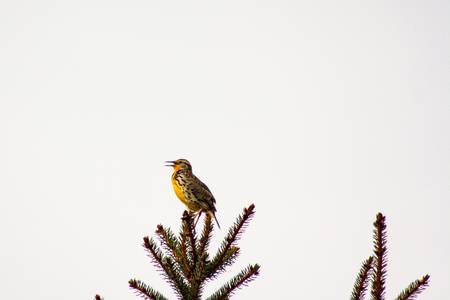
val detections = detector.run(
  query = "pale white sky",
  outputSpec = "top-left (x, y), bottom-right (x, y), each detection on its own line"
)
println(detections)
top-left (1, 1), bottom-right (449, 299)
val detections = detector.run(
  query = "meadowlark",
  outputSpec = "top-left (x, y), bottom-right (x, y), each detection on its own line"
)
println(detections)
top-left (166, 159), bottom-right (220, 229)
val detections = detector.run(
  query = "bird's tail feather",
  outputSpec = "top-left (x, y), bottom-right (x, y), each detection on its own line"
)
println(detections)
top-left (208, 211), bottom-right (221, 229)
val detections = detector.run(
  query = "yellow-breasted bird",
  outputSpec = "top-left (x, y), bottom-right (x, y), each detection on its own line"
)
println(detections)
top-left (166, 159), bottom-right (220, 229)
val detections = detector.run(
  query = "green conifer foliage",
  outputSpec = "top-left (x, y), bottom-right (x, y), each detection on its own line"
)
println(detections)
top-left (350, 213), bottom-right (429, 300)
top-left (128, 204), bottom-right (260, 300)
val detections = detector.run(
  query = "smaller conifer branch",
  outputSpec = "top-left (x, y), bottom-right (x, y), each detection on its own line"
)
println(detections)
top-left (143, 237), bottom-right (165, 273)
top-left (198, 214), bottom-right (213, 256)
top-left (182, 211), bottom-right (199, 273)
top-left (350, 256), bottom-right (373, 300)
top-left (179, 220), bottom-right (192, 277)
top-left (162, 256), bottom-right (191, 299)
top-left (371, 213), bottom-right (388, 300)
top-left (206, 264), bottom-right (260, 300)
top-left (394, 275), bottom-right (430, 300)
top-left (142, 237), bottom-right (190, 299)
top-left (129, 279), bottom-right (169, 300)
top-left (156, 225), bottom-right (189, 278)
top-left (156, 225), bottom-right (181, 259)
top-left (192, 253), bottom-right (208, 300)
top-left (208, 204), bottom-right (255, 278)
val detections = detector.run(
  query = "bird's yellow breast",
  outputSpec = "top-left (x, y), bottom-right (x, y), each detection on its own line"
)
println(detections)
top-left (171, 174), bottom-right (188, 206)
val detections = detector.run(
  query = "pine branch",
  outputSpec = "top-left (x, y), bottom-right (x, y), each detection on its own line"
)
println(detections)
top-left (371, 213), bottom-right (388, 300)
top-left (179, 216), bottom-right (192, 278)
top-left (191, 216), bottom-right (213, 300)
top-left (129, 279), bottom-right (170, 300)
top-left (156, 225), bottom-right (189, 278)
top-left (192, 252), bottom-right (208, 300)
top-left (183, 211), bottom-right (199, 275)
top-left (156, 225), bottom-right (181, 260)
top-left (350, 256), bottom-right (373, 300)
top-left (198, 214), bottom-right (213, 256)
top-left (142, 237), bottom-right (166, 277)
top-left (143, 236), bottom-right (190, 299)
top-left (394, 275), bottom-right (430, 300)
top-left (163, 256), bottom-right (191, 299)
top-left (207, 205), bottom-right (255, 279)
top-left (178, 210), bottom-right (200, 283)
top-left (206, 264), bottom-right (260, 300)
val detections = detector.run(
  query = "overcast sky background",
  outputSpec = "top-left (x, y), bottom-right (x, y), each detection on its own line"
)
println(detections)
top-left (1, 1), bottom-right (449, 299)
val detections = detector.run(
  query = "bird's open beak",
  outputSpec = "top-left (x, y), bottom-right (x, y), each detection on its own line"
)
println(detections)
top-left (165, 161), bottom-right (175, 167)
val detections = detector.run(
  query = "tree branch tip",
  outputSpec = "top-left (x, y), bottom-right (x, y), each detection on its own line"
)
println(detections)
top-left (375, 213), bottom-right (386, 224)
top-left (246, 204), bottom-right (255, 212)
top-left (421, 274), bottom-right (430, 283)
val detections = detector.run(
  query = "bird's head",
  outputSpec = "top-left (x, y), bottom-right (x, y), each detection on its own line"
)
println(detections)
top-left (165, 159), bottom-right (192, 172)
